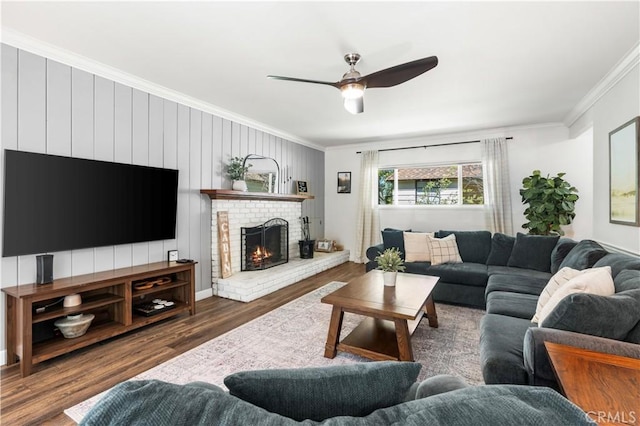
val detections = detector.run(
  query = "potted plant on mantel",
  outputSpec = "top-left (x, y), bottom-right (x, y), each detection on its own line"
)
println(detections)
top-left (520, 170), bottom-right (579, 236)
top-left (375, 248), bottom-right (406, 286)
top-left (226, 156), bottom-right (252, 191)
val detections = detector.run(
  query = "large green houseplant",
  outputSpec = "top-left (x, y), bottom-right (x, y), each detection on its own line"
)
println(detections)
top-left (519, 170), bottom-right (579, 236)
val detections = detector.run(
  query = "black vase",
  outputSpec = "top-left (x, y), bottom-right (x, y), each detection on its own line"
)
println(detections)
top-left (299, 240), bottom-right (315, 259)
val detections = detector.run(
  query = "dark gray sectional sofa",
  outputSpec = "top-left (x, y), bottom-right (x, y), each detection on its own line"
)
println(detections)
top-left (366, 230), bottom-right (640, 389)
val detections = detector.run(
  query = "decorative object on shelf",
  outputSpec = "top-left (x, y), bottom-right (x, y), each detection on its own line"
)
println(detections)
top-left (63, 293), bottom-right (82, 307)
top-left (217, 211), bottom-right (233, 278)
top-left (609, 116), bottom-right (640, 226)
top-left (519, 170), bottom-right (579, 236)
top-left (315, 239), bottom-right (335, 253)
top-left (36, 254), bottom-right (54, 284)
top-left (168, 250), bottom-right (178, 262)
top-left (54, 313), bottom-right (94, 338)
top-left (243, 155), bottom-right (280, 193)
top-left (226, 156), bottom-right (252, 191)
top-left (296, 180), bottom-right (308, 195)
top-left (299, 216), bottom-right (314, 259)
top-left (337, 172), bottom-right (351, 193)
top-left (375, 247), bottom-right (406, 287)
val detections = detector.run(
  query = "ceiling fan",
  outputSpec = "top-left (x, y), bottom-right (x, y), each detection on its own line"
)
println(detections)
top-left (267, 53), bottom-right (438, 114)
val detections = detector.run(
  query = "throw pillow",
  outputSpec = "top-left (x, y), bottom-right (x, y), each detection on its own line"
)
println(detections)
top-left (532, 267), bottom-right (582, 323)
top-left (550, 239), bottom-right (578, 274)
top-left (540, 289), bottom-right (640, 340)
top-left (403, 232), bottom-right (434, 262)
top-left (507, 233), bottom-right (560, 272)
top-left (223, 361), bottom-right (421, 422)
top-left (427, 234), bottom-right (462, 266)
top-left (536, 266), bottom-right (614, 326)
top-left (558, 239), bottom-right (608, 271)
top-left (382, 228), bottom-right (410, 259)
top-left (486, 233), bottom-right (516, 266)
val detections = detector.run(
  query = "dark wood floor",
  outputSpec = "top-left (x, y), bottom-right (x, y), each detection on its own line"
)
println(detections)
top-left (0, 262), bottom-right (365, 425)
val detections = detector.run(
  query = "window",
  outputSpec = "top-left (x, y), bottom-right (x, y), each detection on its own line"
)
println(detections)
top-left (378, 164), bottom-right (484, 206)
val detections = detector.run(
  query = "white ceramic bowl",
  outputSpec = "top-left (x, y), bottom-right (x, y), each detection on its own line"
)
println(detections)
top-left (54, 313), bottom-right (94, 338)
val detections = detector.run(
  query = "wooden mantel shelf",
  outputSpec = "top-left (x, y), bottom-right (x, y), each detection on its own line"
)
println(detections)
top-left (200, 189), bottom-right (314, 202)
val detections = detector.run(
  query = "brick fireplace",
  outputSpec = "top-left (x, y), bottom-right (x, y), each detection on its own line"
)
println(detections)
top-left (201, 190), bottom-right (349, 302)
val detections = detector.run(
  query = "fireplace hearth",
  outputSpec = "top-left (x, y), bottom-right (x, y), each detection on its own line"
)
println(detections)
top-left (241, 218), bottom-right (289, 271)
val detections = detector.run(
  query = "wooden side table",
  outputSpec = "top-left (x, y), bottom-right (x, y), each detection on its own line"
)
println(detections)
top-left (545, 341), bottom-right (640, 425)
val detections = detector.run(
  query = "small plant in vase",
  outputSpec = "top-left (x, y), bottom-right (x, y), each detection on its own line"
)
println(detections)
top-left (375, 248), bottom-right (406, 286)
top-left (226, 156), bottom-right (251, 191)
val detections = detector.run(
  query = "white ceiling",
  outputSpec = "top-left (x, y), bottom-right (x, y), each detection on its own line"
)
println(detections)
top-left (2, 1), bottom-right (639, 148)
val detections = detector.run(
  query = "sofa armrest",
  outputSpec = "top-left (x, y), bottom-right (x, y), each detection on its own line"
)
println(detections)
top-left (366, 244), bottom-right (384, 262)
top-left (523, 327), bottom-right (640, 386)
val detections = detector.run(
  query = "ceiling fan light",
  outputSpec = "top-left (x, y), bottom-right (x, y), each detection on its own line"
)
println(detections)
top-left (341, 83), bottom-right (365, 100)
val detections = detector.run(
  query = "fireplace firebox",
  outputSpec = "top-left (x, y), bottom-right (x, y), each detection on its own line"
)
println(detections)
top-left (241, 218), bottom-right (289, 271)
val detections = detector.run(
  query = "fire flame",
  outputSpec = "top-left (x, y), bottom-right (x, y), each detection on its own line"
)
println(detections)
top-left (252, 246), bottom-right (272, 267)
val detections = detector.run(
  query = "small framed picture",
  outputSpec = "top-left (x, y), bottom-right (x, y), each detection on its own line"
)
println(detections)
top-left (315, 239), bottom-right (334, 252)
top-left (296, 180), bottom-right (308, 195)
top-left (337, 172), bottom-right (351, 194)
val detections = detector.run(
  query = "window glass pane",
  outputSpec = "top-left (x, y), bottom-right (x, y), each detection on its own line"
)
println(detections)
top-left (400, 165), bottom-right (458, 205)
top-left (378, 169), bottom-right (394, 205)
top-left (462, 164), bottom-right (484, 205)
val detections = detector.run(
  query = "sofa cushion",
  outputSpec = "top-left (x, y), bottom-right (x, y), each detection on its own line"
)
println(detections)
top-left (536, 266), bottom-right (614, 325)
top-left (614, 269), bottom-right (640, 292)
top-left (403, 232), bottom-right (434, 262)
top-left (427, 234), bottom-right (463, 265)
top-left (382, 228), bottom-right (410, 259)
top-left (426, 262), bottom-right (489, 287)
top-left (550, 238), bottom-right (578, 274)
top-left (437, 230), bottom-right (492, 264)
top-left (532, 267), bottom-right (583, 323)
top-left (486, 291), bottom-right (539, 319)
top-left (404, 261), bottom-right (431, 274)
top-left (224, 361), bottom-right (421, 421)
top-left (487, 265), bottom-right (553, 281)
top-left (558, 239), bottom-right (608, 271)
top-left (507, 233), bottom-right (560, 272)
top-left (594, 252), bottom-right (640, 278)
top-left (480, 314), bottom-right (533, 385)
top-left (486, 233), bottom-right (515, 266)
top-left (485, 274), bottom-right (549, 297)
top-left (540, 289), bottom-right (640, 341)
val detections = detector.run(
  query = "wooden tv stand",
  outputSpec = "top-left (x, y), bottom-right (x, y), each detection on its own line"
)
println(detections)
top-left (3, 261), bottom-right (196, 377)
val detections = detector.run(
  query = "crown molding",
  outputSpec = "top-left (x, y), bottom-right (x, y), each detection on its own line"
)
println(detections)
top-left (1, 28), bottom-right (324, 152)
top-left (564, 41), bottom-right (640, 128)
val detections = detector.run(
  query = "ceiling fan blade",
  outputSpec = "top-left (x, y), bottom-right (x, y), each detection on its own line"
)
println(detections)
top-left (361, 56), bottom-right (438, 88)
top-left (344, 96), bottom-right (364, 114)
top-left (267, 75), bottom-right (340, 88)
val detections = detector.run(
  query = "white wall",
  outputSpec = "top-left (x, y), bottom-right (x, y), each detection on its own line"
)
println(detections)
top-left (0, 44), bottom-right (325, 361)
top-left (588, 64), bottom-right (640, 254)
top-left (325, 124), bottom-right (595, 261)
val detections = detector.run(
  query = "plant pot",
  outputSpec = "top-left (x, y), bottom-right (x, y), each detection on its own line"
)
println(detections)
top-left (232, 180), bottom-right (248, 191)
top-left (383, 271), bottom-right (397, 287)
top-left (299, 240), bottom-right (315, 259)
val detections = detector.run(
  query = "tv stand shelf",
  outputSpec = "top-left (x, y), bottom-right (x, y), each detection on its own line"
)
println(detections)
top-left (2, 260), bottom-right (196, 377)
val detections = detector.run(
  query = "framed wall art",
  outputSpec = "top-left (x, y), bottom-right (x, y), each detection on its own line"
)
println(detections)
top-left (337, 171), bottom-right (351, 193)
top-left (296, 180), bottom-right (308, 195)
top-left (609, 116), bottom-right (640, 226)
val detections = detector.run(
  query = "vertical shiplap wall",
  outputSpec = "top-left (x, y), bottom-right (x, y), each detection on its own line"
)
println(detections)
top-left (0, 44), bottom-right (324, 355)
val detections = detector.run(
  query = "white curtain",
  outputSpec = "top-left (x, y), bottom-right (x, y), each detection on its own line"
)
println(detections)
top-left (354, 150), bottom-right (380, 263)
top-left (482, 138), bottom-right (513, 235)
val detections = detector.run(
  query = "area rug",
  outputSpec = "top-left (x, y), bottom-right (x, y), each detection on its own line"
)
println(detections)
top-left (65, 281), bottom-right (485, 423)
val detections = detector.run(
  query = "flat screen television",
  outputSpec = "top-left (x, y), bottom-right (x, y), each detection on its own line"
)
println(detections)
top-left (3, 150), bottom-right (179, 257)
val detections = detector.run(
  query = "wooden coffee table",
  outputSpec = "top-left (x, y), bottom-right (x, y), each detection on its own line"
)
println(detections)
top-left (321, 270), bottom-right (439, 362)
top-left (545, 342), bottom-right (640, 425)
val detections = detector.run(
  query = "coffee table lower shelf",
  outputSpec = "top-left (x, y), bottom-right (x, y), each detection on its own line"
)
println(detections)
top-left (337, 315), bottom-right (425, 361)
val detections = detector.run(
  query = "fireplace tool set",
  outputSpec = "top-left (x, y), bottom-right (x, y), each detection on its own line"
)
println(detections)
top-left (299, 216), bottom-right (314, 259)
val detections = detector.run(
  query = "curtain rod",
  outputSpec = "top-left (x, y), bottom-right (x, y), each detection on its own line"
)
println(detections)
top-left (356, 137), bottom-right (513, 154)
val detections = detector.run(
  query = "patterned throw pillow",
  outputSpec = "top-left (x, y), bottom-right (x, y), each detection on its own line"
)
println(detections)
top-left (427, 234), bottom-right (462, 266)
top-left (532, 267), bottom-right (582, 323)
top-left (403, 232), bottom-right (434, 262)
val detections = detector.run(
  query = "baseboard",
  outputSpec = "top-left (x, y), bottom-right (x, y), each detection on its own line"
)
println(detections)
top-left (1, 350), bottom-right (6, 366)
top-left (196, 288), bottom-right (213, 301)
